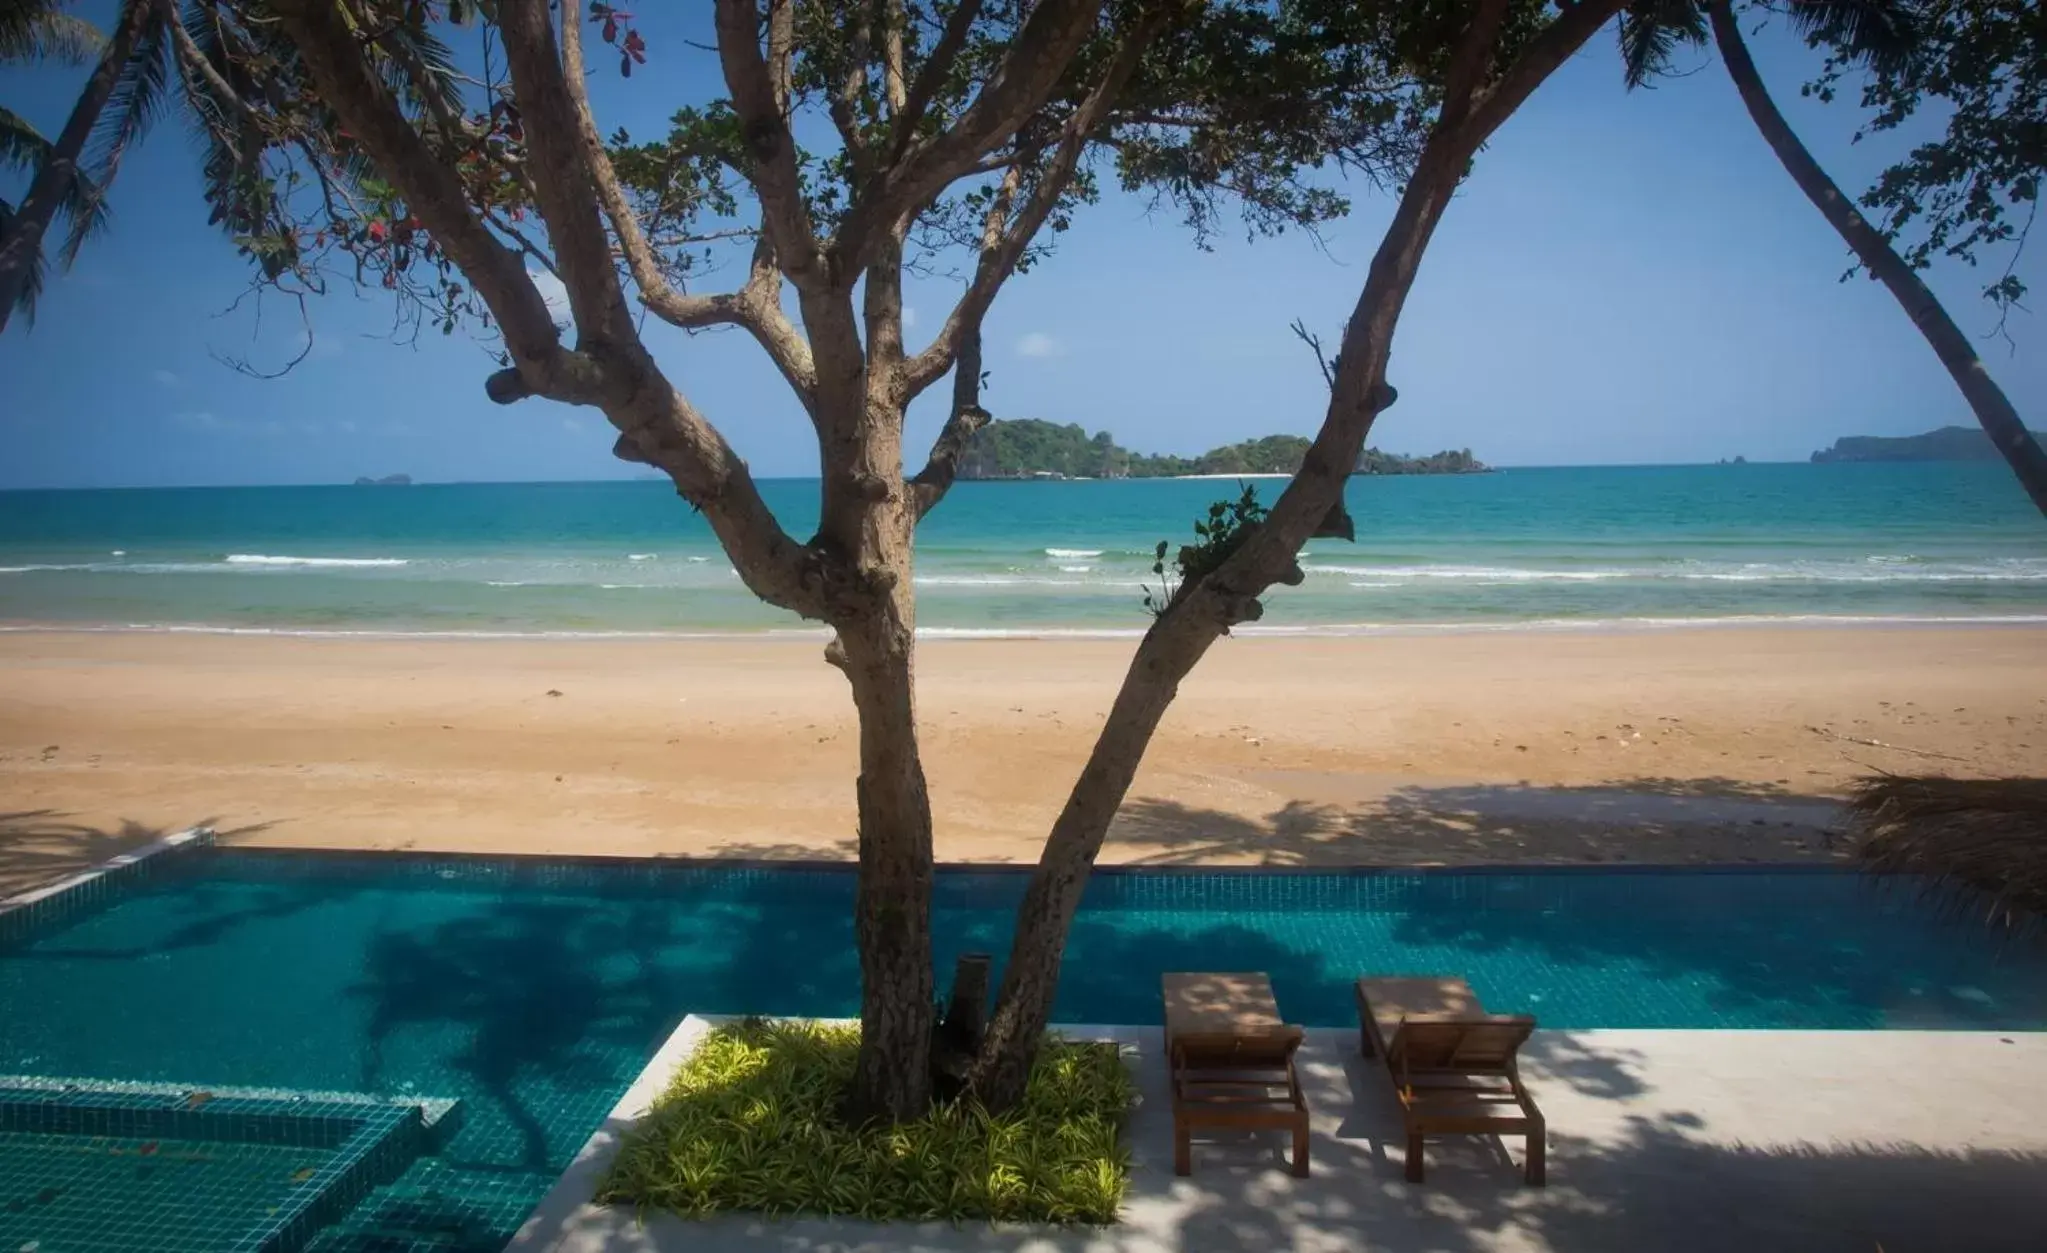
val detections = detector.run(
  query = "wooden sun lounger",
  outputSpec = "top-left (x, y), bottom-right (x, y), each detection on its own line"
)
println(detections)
top-left (1354, 975), bottom-right (1545, 1185)
top-left (1162, 972), bottom-right (1309, 1177)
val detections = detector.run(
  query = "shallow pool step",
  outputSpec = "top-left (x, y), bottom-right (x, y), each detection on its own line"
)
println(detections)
top-left (0, 1076), bottom-right (461, 1253)
top-left (305, 1181), bottom-right (515, 1253)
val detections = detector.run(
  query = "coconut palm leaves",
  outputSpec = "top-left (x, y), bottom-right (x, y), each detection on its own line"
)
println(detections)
top-left (0, 0), bottom-right (170, 330)
top-left (0, 0), bottom-right (97, 63)
top-left (1621, 0), bottom-right (1917, 86)
top-left (600, 1020), bottom-right (1134, 1224)
top-left (1618, 0), bottom-right (2047, 518)
top-left (0, 0), bottom-right (105, 323)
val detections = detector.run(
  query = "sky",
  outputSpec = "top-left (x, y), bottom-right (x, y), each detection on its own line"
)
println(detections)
top-left (1, 5), bottom-right (2042, 489)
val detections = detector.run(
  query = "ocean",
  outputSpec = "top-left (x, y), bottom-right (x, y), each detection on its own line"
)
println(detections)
top-left (1, 463), bottom-right (2043, 638)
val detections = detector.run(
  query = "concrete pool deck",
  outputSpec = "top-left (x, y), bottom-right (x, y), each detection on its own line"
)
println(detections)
top-left (508, 1019), bottom-right (2047, 1253)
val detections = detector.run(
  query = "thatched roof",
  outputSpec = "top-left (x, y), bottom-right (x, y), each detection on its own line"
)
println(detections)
top-left (1849, 775), bottom-right (2047, 927)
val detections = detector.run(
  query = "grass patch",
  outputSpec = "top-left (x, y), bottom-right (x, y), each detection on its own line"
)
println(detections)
top-left (598, 1018), bottom-right (1134, 1224)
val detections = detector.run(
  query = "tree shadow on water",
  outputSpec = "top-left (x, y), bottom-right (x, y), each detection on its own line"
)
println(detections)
top-left (353, 900), bottom-right (676, 1172)
top-left (1093, 796), bottom-right (2047, 1031)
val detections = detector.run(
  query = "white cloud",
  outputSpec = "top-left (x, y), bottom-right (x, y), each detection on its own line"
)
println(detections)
top-left (561, 417), bottom-right (585, 435)
top-left (311, 335), bottom-right (345, 360)
top-left (337, 420), bottom-right (358, 435)
top-left (901, 305), bottom-right (918, 329)
top-left (152, 369), bottom-right (180, 387)
top-left (1016, 331), bottom-right (1061, 359)
top-left (171, 410), bottom-right (221, 431)
top-left (529, 267), bottom-right (571, 321)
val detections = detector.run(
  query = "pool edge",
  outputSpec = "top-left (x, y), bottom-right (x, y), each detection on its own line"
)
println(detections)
top-left (502, 1013), bottom-right (717, 1253)
top-left (0, 826), bottom-right (214, 945)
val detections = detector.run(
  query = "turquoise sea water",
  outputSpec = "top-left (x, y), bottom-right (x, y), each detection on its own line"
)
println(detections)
top-left (2, 462), bottom-right (2044, 635)
top-left (4, 853), bottom-right (2046, 1249)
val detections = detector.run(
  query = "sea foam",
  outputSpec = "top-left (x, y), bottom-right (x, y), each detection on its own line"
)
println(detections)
top-left (225, 554), bottom-right (408, 568)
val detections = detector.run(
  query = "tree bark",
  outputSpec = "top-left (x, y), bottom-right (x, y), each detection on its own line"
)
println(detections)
top-left (839, 608), bottom-right (937, 1123)
top-left (825, 354), bottom-right (938, 1122)
top-left (0, 0), bottom-right (153, 331)
top-left (1707, 0), bottom-right (2047, 519)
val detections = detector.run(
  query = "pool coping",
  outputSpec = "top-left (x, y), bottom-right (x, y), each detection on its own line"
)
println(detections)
top-left (0, 825), bottom-right (214, 945)
top-left (503, 1013), bottom-right (718, 1253)
top-left (203, 843), bottom-right (1858, 877)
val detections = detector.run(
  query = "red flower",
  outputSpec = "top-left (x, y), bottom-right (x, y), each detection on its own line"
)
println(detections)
top-left (367, 220), bottom-right (388, 244)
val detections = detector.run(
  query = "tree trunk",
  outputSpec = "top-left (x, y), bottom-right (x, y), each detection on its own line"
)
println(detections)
top-left (967, 118), bottom-right (1476, 1112)
top-left (966, 614), bottom-right (1221, 1106)
top-left (822, 327), bottom-right (937, 1120)
top-left (0, 0), bottom-right (152, 332)
top-left (930, 952), bottom-right (991, 1102)
top-left (1707, 0), bottom-right (2047, 518)
top-left (837, 607), bottom-right (937, 1122)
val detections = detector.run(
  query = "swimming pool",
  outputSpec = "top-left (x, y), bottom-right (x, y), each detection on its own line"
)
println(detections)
top-left (4, 848), bottom-right (2045, 1250)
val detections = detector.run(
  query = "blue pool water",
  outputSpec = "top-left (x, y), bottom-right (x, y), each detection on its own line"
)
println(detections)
top-left (4, 851), bottom-right (2046, 1250)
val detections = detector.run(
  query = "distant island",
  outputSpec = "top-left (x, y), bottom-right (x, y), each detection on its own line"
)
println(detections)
top-left (957, 420), bottom-right (1487, 480)
top-left (353, 474), bottom-right (413, 486)
top-left (1811, 426), bottom-right (2042, 463)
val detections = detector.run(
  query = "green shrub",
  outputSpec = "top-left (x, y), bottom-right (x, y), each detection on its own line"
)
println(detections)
top-left (598, 1019), bottom-right (1135, 1224)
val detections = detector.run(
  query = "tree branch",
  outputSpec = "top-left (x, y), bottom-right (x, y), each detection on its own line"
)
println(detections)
top-left (830, 13), bottom-right (872, 173)
top-left (904, 16), bottom-right (1161, 398)
top-left (909, 322), bottom-right (988, 519)
top-left (715, 0), bottom-right (828, 289)
top-left (1289, 318), bottom-right (1337, 391)
top-left (557, 0), bottom-right (816, 408)
top-left (1466, 0), bottom-right (1629, 147)
top-left (882, 0), bottom-right (909, 115)
top-left (269, 0), bottom-right (594, 403)
top-left (888, 0), bottom-right (982, 164)
top-left (836, 0), bottom-right (1100, 274)
top-left (158, 0), bottom-right (258, 137)
top-left (273, 0), bottom-right (829, 622)
top-left (495, 0), bottom-right (640, 345)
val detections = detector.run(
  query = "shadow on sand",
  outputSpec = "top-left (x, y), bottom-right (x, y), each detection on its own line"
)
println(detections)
top-left (1105, 776), bottom-right (1847, 867)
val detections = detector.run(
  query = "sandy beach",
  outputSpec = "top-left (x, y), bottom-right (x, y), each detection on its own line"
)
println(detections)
top-left (3, 624), bottom-right (2044, 892)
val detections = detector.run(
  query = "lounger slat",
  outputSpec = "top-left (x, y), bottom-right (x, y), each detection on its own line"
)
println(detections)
top-left (1164, 972), bottom-right (1310, 1180)
top-left (1355, 975), bottom-right (1546, 1187)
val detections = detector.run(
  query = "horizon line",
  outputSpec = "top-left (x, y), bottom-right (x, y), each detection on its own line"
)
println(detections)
top-left (0, 459), bottom-right (1885, 492)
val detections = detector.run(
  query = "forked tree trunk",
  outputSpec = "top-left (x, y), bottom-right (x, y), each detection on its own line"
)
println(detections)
top-left (0, 0), bottom-right (152, 331)
top-left (1707, 0), bottom-right (2047, 518)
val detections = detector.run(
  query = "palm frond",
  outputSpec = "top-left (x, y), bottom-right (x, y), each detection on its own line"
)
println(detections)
top-left (0, 7), bottom-right (101, 65)
top-left (1619, 0), bottom-right (1710, 90)
top-left (0, 103), bottom-right (51, 173)
top-left (1784, 0), bottom-right (1918, 77)
top-left (65, 3), bottom-right (171, 263)
top-left (374, 19), bottom-right (469, 127)
top-left (1851, 774), bottom-right (2047, 928)
top-left (55, 166), bottom-right (113, 268)
top-left (0, 199), bottom-right (47, 324)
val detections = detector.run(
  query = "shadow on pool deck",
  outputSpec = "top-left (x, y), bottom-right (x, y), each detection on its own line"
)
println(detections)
top-left (523, 1027), bottom-right (2047, 1253)
top-left (1106, 778), bottom-right (1849, 868)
